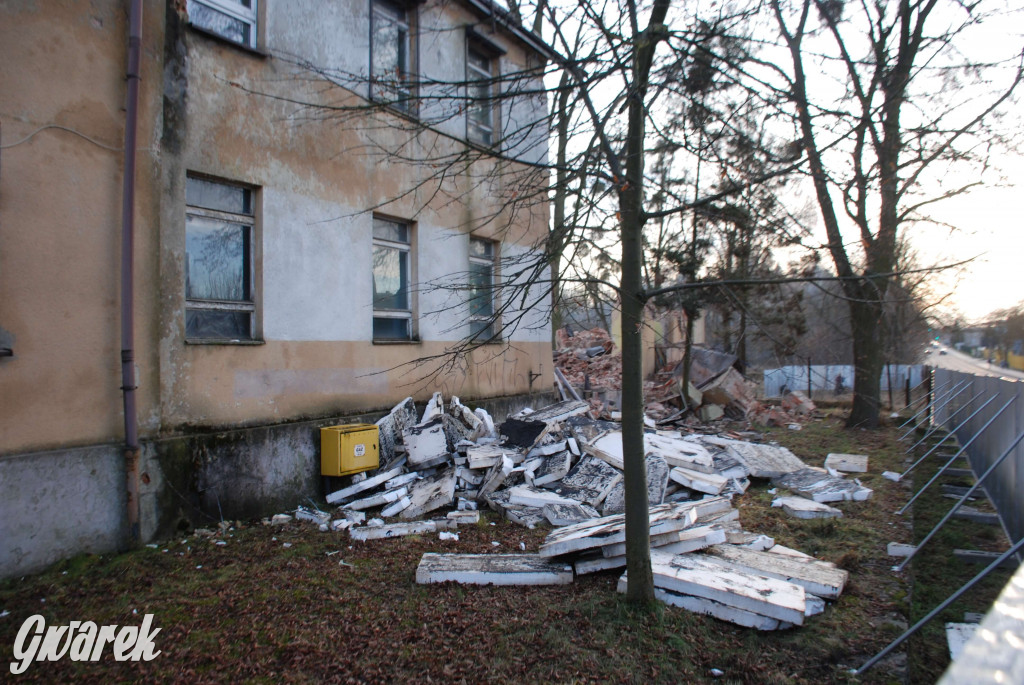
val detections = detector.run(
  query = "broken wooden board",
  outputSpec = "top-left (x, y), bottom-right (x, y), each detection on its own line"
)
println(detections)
top-left (703, 437), bottom-right (807, 478)
top-left (538, 498), bottom-right (730, 558)
top-left (774, 467), bottom-right (872, 503)
top-left (547, 454), bottom-right (621, 507)
top-left (543, 502), bottom-right (600, 526)
top-left (766, 544), bottom-right (815, 560)
top-left (350, 518), bottom-right (456, 541)
top-left (403, 418), bottom-right (449, 467)
top-left (824, 453), bottom-right (869, 473)
top-left (326, 463), bottom-right (406, 505)
top-left (771, 496), bottom-right (843, 519)
top-left (669, 465), bottom-right (728, 495)
top-left (704, 545), bottom-right (848, 600)
top-left (416, 553), bottom-right (574, 586)
top-left (649, 550), bottom-right (806, 624)
top-left (400, 467), bottom-right (457, 519)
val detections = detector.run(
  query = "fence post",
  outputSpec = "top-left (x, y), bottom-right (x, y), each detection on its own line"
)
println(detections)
top-left (905, 376), bottom-right (911, 408)
top-left (807, 358), bottom-right (812, 399)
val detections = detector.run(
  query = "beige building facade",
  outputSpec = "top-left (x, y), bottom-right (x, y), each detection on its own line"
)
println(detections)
top-left (0, 0), bottom-right (553, 577)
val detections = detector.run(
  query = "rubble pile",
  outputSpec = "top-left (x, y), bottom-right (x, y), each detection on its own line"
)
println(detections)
top-left (553, 327), bottom-right (621, 393)
top-left (297, 394), bottom-right (871, 630)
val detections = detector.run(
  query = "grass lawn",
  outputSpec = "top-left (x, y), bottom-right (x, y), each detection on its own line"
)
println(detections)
top-left (0, 408), bottom-right (1011, 683)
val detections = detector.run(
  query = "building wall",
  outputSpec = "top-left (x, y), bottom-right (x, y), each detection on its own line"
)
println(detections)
top-left (0, 0), bottom-right (552, 576)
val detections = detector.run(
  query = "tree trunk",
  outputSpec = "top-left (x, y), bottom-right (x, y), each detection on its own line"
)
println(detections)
top-left (846, 297), bottom-right (885, 427)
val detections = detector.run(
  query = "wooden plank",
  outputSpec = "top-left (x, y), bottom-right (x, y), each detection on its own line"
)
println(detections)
top-left (705, 544), bottom-right (849, 600)
top-left (416, 553), bottom-right (574, 585)
top-left (649, 551), bottom-right (806, 624)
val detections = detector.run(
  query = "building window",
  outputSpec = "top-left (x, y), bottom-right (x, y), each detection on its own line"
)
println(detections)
top-left (466, 45), bottom-right (498, 146)
top-left (372, 217), bottom-right (413, 340)
top-left (188, 0), bottom-right (258, 48)
top-left (185, 176), bottom-right (256, 341)
top-left (468, 237), bottom-right (496, 339)
top-left (371, 0), bottom-right (414, 111)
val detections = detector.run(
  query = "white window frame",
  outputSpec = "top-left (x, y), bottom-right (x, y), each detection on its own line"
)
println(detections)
top-left (370, 0), bottom-right (415, 112)
top-left (468, 237), bottom-right (498, 340)
top-left (466, 44), bottom-right (498, 147)
top-left (189, 0), bottom-right (258, 48)
top-left (372, 217), bottom-right (414, 341)
top-left (185, 175), bottom-right (258, 342)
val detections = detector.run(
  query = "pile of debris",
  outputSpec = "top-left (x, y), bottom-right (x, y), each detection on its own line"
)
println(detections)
top-left (553, 327), bottom-right (621, 393)
top-left (307, 394), bottom-right (871, 629)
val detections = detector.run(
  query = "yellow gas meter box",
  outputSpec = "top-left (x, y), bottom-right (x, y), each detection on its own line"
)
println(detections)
top-left (320, 424), bottom-right (380, 476)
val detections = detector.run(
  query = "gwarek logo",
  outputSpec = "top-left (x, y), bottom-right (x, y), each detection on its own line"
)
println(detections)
top-left (10, 614), bottom-right (161, 674)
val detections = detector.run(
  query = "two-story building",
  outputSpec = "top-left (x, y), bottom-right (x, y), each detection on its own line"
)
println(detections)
top-left (0, 0), bottom-right (553, 577)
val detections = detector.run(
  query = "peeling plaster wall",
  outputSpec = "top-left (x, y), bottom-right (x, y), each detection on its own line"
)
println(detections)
top-left (1, 0), bottom-right (552, 576)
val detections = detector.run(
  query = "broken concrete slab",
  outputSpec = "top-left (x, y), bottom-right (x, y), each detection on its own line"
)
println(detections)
top-left (771, 496), bottom-right (843, 519)
top-left (376, 397), bottom-right (418, 462)
top-left (700, 368), bottom-right (758, 415)
top-left (946, 622), bottom-right (979, 661)
top-left (347, 486), bottom-right (409, 511)
top-left (448, 396), bottom-right (485, 441)
top-left (466, 443), bottom-right (508, 470)
top-left (704, 437), bottom-right (807, 479)
top-left (953, 549), bottom-right (1019, 569)
top-left (403, 418), bottom-right (449, 468)
top-left (326, 462), bottom-right (406, 505)
top-left (498, 417), bottom-right (549, 449)
top-left (887, 542), bottom-right (917, 557)
top-left (531, 451), bottom-right (572, 486)
top-left (508, 485), bottom-right (580, 509)
top-left (502, 504), bottom-right (547, 528)
top-left (517, 400), bottom-right (590, 424)
top-left (704, 544), bottom-right (848, 600)
top-left (478, 454), bottom-right (514, 501)
top-left (539, 498), bottom-right (730, 558)
top-left (400, 467), bottom-right (457, 519)
top-left (824, 453), bottom-right (869, 473)
top-left (954, 506), bottom-right (1000, 526)
top-left (726, 532), bottom-right (775, 551)
top-left (766, 545), bottom-right (815, 560)
top-left (600, 525), bottom-right (727, 558)
top-left (648, 550), bottom-right (806, 625)
top-left (669, 465), bottom-right (728, 495)
top-left (381, 496), bottom-right (412, 517)
top-left (445, 510), bottom-right (480, 525)
top-left (547, 454), bottom-right (621, 507)
top-left (641, 583), bottom-right (792, 631)
top-left (350, 518), bottom-right (456, 541)
top-left (422, 392), bottom-right (444, 422)
top-left (774, 468), bottom-right (873, 503)
top-left (416, 553), bottom-right (574, 585)
top-left (645, 433), bottom-right (716, 473)
top-left (543, 502), bottom-right (600, 526)
top-left (600, 454), bottom-right (670, 516)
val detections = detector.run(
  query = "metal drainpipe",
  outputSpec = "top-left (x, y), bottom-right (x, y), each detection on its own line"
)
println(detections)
top-left (120, 0), bottom-right (144, 546)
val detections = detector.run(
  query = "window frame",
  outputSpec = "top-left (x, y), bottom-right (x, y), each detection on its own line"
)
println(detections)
top-left (188, 0), bottom-right (259, 49)
top-left (372, 216), bottom-right (416, 342)
top-left (468, 236), bottom-right (499, 341)
top-left (184, 175), bottom-right (260, 344)
top-left (369, 0), bottom-right (417, 113)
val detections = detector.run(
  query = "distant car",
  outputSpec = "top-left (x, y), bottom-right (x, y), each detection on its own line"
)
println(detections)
top-left (939, 349), bottom-right (947, 355)
top-left (924, 349), bottom-right (932, 354)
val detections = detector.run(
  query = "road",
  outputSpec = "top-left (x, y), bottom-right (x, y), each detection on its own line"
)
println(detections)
top-left (926, 345), bottom-right (1024, 382)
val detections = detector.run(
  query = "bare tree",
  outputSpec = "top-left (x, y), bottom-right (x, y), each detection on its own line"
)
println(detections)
top-left (756, 0), bottom-right (1024, 426)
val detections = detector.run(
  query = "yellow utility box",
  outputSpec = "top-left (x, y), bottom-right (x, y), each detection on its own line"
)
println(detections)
top-left (320, 424), bottom-right (380, 476)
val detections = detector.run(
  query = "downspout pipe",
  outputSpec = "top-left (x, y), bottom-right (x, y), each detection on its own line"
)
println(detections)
top-left (120, 0), bottom-right (144, 546)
